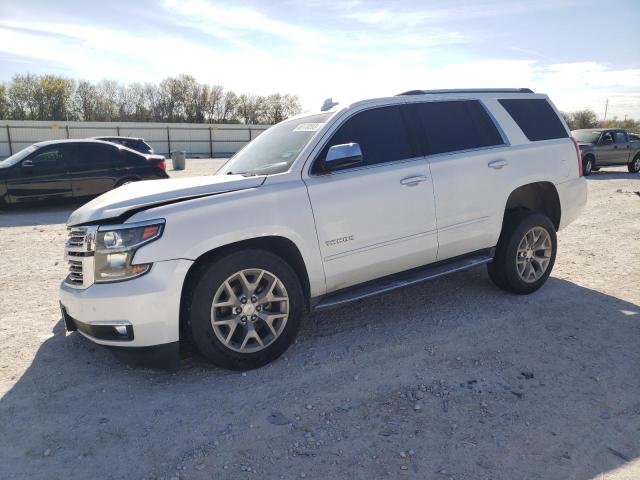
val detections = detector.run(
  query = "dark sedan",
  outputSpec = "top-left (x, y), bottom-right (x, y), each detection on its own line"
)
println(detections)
top-left (0, 139), bottom-right (168, 206)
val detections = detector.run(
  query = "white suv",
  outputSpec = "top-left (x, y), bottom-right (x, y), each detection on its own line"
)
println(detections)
top-left (59, 88), bottom-right (587, 370)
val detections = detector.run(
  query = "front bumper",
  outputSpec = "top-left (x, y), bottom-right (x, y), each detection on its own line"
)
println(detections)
top-left (59, 258), bottom-right (193, 348)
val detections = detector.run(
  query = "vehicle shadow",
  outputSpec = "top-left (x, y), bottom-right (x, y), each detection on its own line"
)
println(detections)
top-left (0, 202), bottom-right (81, 227)
top-left (1, 272), bottom-right (638, 480)
top-left (587, 170), bottom-right (640, 181)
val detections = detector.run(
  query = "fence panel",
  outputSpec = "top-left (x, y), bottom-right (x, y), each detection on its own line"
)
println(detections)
top-left (0, 121), bottom-right (271, 158)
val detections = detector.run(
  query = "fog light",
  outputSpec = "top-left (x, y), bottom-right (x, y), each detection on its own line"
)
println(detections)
top-left (114, 325), bottom-right (128, 336)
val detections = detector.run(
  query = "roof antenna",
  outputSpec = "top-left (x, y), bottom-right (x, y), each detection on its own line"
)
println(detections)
top-left (321, 98), bottom-right (339, 111)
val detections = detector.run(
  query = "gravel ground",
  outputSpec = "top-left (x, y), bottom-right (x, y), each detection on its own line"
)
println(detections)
top-left (0, 159), bottom-right (639, 480)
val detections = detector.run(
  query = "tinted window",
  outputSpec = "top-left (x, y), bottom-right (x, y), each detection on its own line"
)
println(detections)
top-left (408, 100), bottom-right (503, 155)
top-left (498, 99), bottom-right (568, 141)
top-left (121, 149), bottom-right (146, 165)
top-left (613, 131), bottom-right (627, 143)
top-left (74, 143), bottom-right (118, 170)
top-left (316, 106), bottom-right (413, 171)
top-left (629, 134), bottom-right (640, 141)
top-left (31, 147), bottom-right (63, 166)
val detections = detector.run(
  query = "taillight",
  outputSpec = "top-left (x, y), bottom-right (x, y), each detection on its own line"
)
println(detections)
top-left (571, 138), bottom-right (583, 177)
top-left (156, 160), bottom-right (166, 171)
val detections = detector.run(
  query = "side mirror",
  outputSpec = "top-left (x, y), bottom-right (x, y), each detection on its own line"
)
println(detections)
top-left (21, 159), bottom-right (34, 168)
top-left (324, 143), bottom-right (363, 171)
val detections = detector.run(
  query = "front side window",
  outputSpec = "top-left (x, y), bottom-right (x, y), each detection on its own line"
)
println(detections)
top-left (31, 147), bottom-right (62, 165)
top-left (601, 132), bottom-right (614, 144)
top-left (220, 113), bottom-right (332, 176)
top-left (409, 100), bottom-right (504, 155)
top-left (314, 105), bottom-right (413, 172)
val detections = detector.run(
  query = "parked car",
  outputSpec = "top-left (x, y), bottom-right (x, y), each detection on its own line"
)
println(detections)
top-left (92, 136), bottom-right (155, 154)
top-left (572, 128), bottom-right (640, 175)
top-left (0, 139), bottom-right (168, 205)
top-left (60, 89), bottom-right (586, 370)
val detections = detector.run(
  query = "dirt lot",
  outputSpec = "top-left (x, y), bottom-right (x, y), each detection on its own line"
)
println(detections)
top-left (0, 159), bottom-right (639, 480)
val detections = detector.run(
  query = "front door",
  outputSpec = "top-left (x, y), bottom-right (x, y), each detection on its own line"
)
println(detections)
top-left (6, 144), bottom-right (73, 203)
top-left (597, 131), bottom-right (618, 165)
top-left (303, 105), bottom-right (438, 293)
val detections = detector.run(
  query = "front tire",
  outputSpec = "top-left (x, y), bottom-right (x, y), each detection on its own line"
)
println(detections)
top-left (487, 212), bottom-right (557, 294)
top-left (583, 156), bottom-right (594, 176)
top-left (187, 249), bottom-right (304, 370)
top-left (628, 155), bottom-right (640, 173)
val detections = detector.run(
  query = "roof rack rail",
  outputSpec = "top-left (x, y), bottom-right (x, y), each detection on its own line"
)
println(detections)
top-left (397, 88), bottom-right (534, 96)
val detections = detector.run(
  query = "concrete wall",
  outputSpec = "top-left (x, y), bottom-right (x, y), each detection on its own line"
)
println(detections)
top-left (0, 120), bottom-right (270, 158)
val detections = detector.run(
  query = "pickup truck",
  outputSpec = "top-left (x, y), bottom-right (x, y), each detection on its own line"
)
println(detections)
top-left (59, 89), bottom-right (587, 370)
top-left (572, 128), bottom-right (640, 175)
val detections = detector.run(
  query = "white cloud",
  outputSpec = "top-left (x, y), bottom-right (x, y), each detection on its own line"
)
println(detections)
top-left (0, 3), bottom-right (638, 119)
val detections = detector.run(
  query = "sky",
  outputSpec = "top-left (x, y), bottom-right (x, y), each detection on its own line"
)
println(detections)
top-left (1, 0), bottom-right (639, 119)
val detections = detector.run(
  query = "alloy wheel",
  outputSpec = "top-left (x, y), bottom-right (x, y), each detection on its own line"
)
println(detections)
top-left (211, 269), bottom-right (289, 353)
top-left (515, 226), bottom-right (553, 283)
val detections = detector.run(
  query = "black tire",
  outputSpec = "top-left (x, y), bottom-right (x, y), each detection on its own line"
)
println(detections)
top-left (583, 156), bottom-right (594, 176)
top-left (487, 212), bottom-right (557, 295)
top-left (187, 249), bottom-right (304, 370)
top-left (628, 155), bottom-right (640, 173)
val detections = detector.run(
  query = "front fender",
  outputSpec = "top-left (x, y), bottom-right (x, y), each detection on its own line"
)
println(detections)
top-left (128, 181), bottom-right (327, 297)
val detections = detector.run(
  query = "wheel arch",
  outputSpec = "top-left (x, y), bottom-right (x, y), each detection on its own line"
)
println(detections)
top-left (503, 182), bottom-right (561, 231)
top-left (179, 236), bottom-right (312, 341)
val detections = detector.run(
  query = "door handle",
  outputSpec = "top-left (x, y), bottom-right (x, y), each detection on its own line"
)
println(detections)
top-left (400, 175), bottom-right (427, 186)
top-left (488, 159), bottom-right (508, 169)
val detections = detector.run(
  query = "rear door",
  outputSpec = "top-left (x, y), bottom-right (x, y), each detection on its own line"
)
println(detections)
top-left (303, 104), bottom-right (438, 292)
top-left (6, 144), bottom-right (73, 203)
top-left (69, 142), bottom-right (122, 197)
top-left (407, 99), bottom-right (508, 261)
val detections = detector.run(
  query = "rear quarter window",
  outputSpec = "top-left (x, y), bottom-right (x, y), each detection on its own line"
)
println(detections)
top-left (498, 98), bottom-right (568, 141)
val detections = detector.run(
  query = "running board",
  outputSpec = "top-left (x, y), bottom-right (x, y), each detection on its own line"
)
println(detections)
top-left (313, 251), bottom-right (494, 311)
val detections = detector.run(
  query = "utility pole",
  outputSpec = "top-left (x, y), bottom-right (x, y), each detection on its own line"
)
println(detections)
top-left (603, 98), bottom-right (609, 122)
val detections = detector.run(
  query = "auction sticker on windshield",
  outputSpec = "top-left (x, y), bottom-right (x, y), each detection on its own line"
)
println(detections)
top-left (293, 123), bottom-right (324, 132)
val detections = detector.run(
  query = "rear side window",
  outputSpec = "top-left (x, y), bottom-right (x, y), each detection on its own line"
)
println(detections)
top-left (499, 99), bottom-right (568, 141)
top-left (75, 144), bottom-right (119, 169)
top-left (613, 131), bottom-right (627, 143)
top-left (408, 100), bottom-right (504, 155)
top-left (121, 149), bottom-right (146, 165)
top-left (316, 105), bottom-right (413, 171)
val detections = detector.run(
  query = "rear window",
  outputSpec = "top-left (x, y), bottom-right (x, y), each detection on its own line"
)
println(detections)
top-left (408, 100), bottom-right (504, 155)
top-left (498, 99), bottom-right (568, 141)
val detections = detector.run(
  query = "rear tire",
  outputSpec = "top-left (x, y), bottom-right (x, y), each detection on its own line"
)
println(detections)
top-left (487, 212), bottom-right (557, 294)
top-left (187, 249), bottom-right (304, 370)
top-left (628, 155), bottom-right (640, 173)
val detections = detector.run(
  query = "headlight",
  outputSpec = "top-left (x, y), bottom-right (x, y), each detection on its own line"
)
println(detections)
top-left (94, 219), bottom-right (165, 283)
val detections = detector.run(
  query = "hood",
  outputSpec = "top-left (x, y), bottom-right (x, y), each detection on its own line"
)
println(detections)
top-left (68, 174), bottom-right (265, 226)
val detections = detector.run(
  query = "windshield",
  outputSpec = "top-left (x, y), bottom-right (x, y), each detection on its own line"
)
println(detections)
top-left (220, 113), bottom-right (332, 176)
top-left (572, 131), bottom-right (601, 143)
top-left (0, 145), bottom-right (39, 168)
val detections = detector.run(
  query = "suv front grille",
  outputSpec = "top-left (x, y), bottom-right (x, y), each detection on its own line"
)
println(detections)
top-left (64, 227), bottom-right (97, 289)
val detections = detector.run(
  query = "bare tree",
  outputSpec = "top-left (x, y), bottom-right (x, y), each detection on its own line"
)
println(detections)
top-left (1, 73), bottom-right (302, 124)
